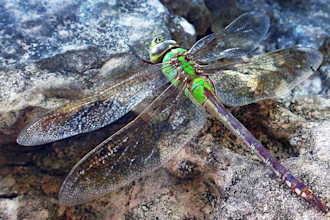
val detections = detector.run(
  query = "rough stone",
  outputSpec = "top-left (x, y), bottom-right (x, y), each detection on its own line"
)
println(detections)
top-left (0, 0), bottom-right (329, 219)
top-left (160, 0), bottom-right (211, 36)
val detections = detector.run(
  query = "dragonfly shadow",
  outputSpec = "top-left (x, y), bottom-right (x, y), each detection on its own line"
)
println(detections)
top-left (208, 100), bottom-right (300, 161)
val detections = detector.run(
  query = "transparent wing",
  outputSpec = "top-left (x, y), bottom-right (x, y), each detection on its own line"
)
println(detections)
top-left (188, 11), bottom-right (270, 63)
top-left (58, 81), bottom-right (207, 206)
top-left (17, 64), bottom-right (169, 146)
top-left (205, 47), bottom-right (323, 106)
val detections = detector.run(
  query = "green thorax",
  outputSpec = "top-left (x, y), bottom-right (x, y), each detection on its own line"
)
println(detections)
top-left (161, 48), bottom-right (215, 105)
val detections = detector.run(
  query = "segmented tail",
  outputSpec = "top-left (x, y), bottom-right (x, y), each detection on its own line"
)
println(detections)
top-left (203, 88), bottom-right (327, 212)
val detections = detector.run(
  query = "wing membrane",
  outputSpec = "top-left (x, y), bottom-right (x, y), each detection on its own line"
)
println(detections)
top-left (58, 81), bottom-right (206, 206)
top-left (17, 64), bottom-right (169, 146)
top-left (188, 11), bottom-right (270, 63)
top-left (205, 47), bottom-right (323, 106)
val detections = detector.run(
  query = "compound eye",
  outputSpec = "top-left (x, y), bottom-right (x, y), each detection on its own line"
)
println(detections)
top-left (154, 37), bottom-right (164, 44)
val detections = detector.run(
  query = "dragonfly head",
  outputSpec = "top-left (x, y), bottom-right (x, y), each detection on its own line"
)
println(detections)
top-left (149, 37), bottom-right (179, 63)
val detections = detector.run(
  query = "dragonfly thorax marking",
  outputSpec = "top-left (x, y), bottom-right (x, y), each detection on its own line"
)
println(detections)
top-left (160, 47), bottom-right (216, 105)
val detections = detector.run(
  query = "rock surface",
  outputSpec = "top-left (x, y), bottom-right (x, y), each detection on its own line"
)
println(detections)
top-left (0, 0), bottom-right (329, 219)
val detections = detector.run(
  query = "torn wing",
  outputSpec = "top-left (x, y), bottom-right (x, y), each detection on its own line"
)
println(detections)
top-left (58, 80), bottom-right (206, 206)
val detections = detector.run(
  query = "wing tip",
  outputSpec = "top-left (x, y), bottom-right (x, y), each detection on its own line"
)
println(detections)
top-left (230, 11), bottom-right (270, 43)
top-left (16, 130), bottom-right (32, 146)
top-left (242, 11), bottom-right (270, 29)
top-left (16, 129), bottom-right (48, 146)
top-left (58, 166), bottom-right (90, 207)
top-left (58, 184), bottom-right (77, 207)
top-left (58, 182), bottom-right (97, 207)
top-left (297, 47), bottom-right (324, 71)
top-left (58, 196), bottom-right (72, 207)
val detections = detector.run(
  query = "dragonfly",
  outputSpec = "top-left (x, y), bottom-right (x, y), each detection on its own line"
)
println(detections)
top-left (16, 11), bottom-right (327, 212)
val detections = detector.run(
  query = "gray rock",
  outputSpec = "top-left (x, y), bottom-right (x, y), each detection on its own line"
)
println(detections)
top-left (206, 0), bottom-right (329, 51)
top-left (0, 0), bottom-right (176, 141)
top-left (160, 0), bottom-right (211, 36)
top-left (167, 15), bottom-right (196, 49)
top-left (0, 0), bottom-right (329, 219)
top-left (214, 122), bottom-right (330, 219)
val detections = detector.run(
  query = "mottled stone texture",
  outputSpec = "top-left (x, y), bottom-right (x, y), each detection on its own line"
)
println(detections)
top-left (160, 0), bottom-right (211, 36)
top-left (0, 0), bottom-right (329, 219)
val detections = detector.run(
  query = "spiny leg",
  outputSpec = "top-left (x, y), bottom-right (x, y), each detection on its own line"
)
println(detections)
top-left (203, 90), bottom-right (327, 212)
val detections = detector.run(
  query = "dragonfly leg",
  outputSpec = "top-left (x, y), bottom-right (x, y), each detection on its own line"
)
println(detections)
top-left (125, 43), bottom-right (154, 65)
top-left (203, 90), bottom-right (327, 212)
